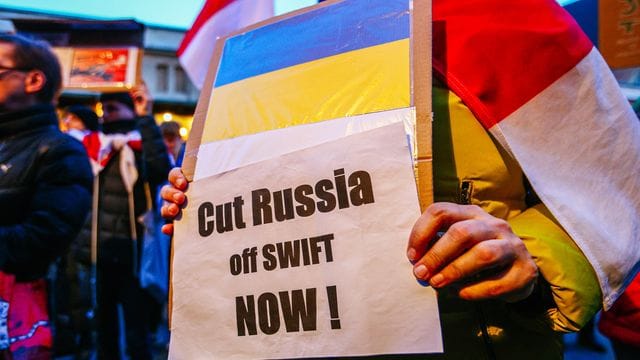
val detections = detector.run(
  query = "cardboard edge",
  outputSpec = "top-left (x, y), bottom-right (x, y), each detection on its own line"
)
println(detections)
top-left (412, 0), bottom-right (433, 211)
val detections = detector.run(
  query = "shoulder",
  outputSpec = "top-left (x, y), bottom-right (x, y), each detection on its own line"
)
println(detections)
top-left (37, 128), bottom-right (93, 183)
top-left (39, 127), bottom-right (86, 154)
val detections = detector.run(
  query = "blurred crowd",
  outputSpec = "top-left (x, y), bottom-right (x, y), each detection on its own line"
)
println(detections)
top-left (0, 32), bottom-right (181, 359)
top-left (52, 86), bottom-right (178, 360)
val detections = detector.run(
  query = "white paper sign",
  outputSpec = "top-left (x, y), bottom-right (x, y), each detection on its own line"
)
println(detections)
top-left (170, 122), bottom-right (442, 359)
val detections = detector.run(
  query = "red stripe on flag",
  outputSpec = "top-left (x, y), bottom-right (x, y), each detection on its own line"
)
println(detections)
top-left (433, 0), bottom-right (593, 129)
top-left (82, 132), bottom-right (101, 162)
top-left (177, 0), bottom-right (234, 56)
top-left (127, 139), bottom-right (143, 152)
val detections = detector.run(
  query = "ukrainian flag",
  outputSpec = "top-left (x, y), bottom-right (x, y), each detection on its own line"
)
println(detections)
top-left (202, 0), bottom-right (412, 143)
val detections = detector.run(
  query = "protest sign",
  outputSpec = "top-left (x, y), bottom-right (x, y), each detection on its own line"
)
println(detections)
top-left (170, 0), bottom-right (437, 357)
top-left (182, 0), bottom-right (433, 207)
top-left (599, 0), bottom-right (640, 69)
top-left (169, 122), bottom-right (442, 358)
top-left (12, 19), bottom-right (144, 91)
top-left (51, 47), bottom-right (140, 90)
top-left (564, 0), bottom-right (640, 69)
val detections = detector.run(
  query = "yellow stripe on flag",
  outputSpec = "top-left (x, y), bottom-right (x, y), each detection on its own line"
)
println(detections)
top-left (202, 39), bottom-right (410, 143)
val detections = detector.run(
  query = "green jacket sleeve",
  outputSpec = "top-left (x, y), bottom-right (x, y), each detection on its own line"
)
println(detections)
top-left (509, 203), bottom-right (601, 332)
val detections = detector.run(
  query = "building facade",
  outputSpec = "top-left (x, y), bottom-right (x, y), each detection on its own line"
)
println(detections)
top-left (0, 7), bottom-right (199, 135)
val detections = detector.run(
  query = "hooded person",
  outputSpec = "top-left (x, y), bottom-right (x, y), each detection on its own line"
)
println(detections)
top-left (63, 104), bottom-right (100, 140)
top-left (65, 105), bottom-right (99, 131)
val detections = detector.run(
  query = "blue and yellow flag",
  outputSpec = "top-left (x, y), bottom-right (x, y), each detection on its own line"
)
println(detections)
top-left (201, 0), bottom-right (412, 143)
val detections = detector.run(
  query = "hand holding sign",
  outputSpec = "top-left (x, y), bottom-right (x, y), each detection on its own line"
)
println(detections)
top-left (160, 167), bottom-right (188, 235)
top-left (407, 203), bottom-right (539, 302)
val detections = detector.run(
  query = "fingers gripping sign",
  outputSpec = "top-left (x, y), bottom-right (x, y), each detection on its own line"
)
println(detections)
top-left (407, 203), bottom-right (538, 302)
top-left (160, 167), bottom-right (188, 235)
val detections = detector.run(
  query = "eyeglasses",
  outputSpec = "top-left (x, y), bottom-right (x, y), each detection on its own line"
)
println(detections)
top-left (0, 65), bottom-right (30, 79)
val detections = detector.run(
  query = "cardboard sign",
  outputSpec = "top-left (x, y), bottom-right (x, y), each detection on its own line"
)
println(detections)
top-left (12, 18), bottom-right (144, 91)
top-left (54, 47), bottom-right (141, 91)
top-left (599, 0), bottom-right (640, 68)
top-left (183, 0), bottom-right (433, 207)
top-left (170, 0), bottom-right (437, 357)
top-left (170, 122), bottom-right (442, 358)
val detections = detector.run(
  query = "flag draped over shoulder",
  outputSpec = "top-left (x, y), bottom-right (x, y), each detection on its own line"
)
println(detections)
top-left (177, 0), bottom-right (274, 89)
top-left (433, 0), bottom-right (640, 309)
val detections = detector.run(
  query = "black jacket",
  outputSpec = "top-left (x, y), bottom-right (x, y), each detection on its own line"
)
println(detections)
top-left (0, 104), bottom-right (93, 282)
top-left (95, 116), bottom-right (171, 267)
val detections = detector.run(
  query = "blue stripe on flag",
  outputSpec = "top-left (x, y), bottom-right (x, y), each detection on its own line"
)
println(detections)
top-left (214, 0), bottom-right (410, 87)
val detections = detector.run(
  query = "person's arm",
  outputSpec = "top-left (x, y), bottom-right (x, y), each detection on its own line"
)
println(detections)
top-left (406, 201), bottom-right (601, 331)
top-left (509, 203), bottom-right (601, 332)
top-left (137, 115), bottom-right (171, 188)
top-left (132, 83), bottom-right (172, 190)
top-left (0, 138), bottom-right (92, 278)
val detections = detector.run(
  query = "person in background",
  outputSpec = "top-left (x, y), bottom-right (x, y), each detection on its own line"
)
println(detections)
top-left (92, 86), bottom-right (171, 359)
top-left (160, 120), bottom-right (184, 166)
top-left (62, 104), bottom-right (100, 139)
top-left (51, 104), bottom-right (101, 358)
top-left (60, 104), bottom-right (102, 175)
top-left (0, 33), bottom-right (92, 359)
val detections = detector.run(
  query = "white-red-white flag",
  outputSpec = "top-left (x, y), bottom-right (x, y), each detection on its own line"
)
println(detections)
top-left (178, 0), bottom-right (274, 89)
top-left (434, 0), bottom-right (640, 309)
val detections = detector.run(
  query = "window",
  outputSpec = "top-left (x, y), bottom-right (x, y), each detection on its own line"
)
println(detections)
top-left (175, 66), bottom-right (189, 94)
top-left (156, 64), bottom-right (169, 92)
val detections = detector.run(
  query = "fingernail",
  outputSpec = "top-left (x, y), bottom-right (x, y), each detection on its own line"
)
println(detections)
top-left (407, 248), bottom-right (417, 261)
top-left (173, 193), bottom-right (182, 201)
top-left (430, 274), bottom-right (444, 287)
top-left (176, 179), bottom-right (186, 188)
top-left (413, 264), bottom-right (428, 279)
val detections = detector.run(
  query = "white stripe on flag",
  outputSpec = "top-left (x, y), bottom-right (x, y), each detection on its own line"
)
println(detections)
top-left (194, 108), bottom-right (416, 180)
top-left (492, 47), bottom-right (640, 309)
top-left (179, 0), bottom-right (274, 89)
